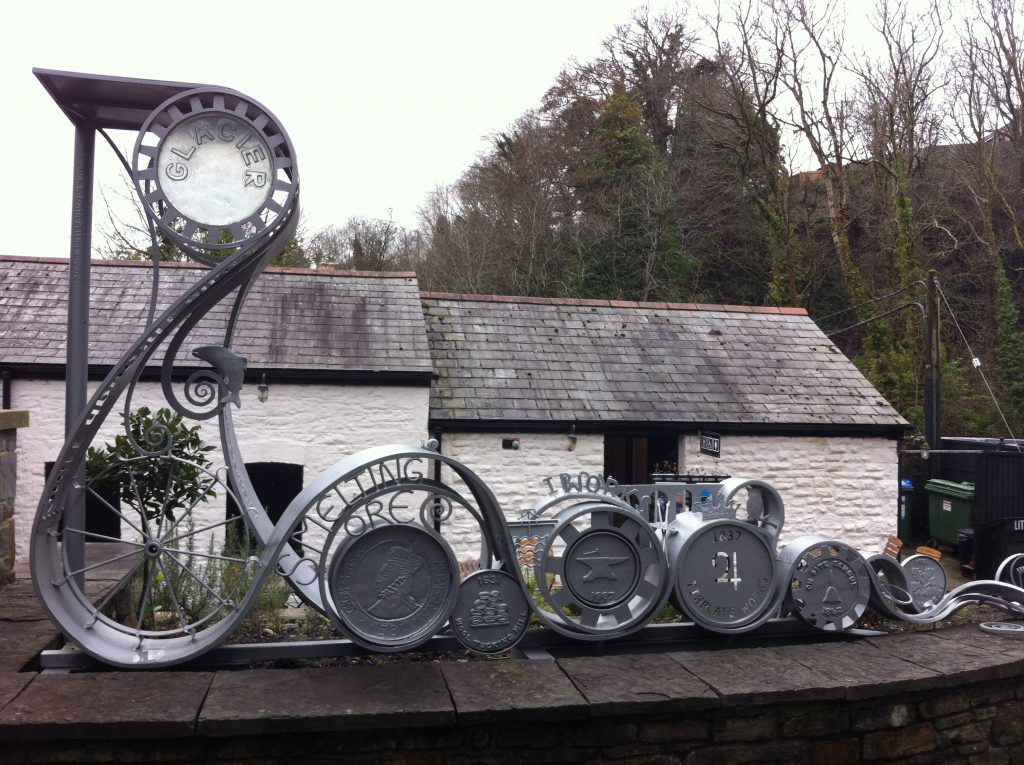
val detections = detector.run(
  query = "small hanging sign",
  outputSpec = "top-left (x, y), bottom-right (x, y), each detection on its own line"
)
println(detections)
top-left (699, 430), bottom-right (721, 458)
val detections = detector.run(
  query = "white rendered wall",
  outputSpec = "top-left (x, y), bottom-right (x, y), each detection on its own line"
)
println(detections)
top-left (11, 376), bottom-right (898, 570)
top-left (680, 434), bottom-right (899, 553)
top-left (10, 377), bottom-right (429, 567)
top-left (439, 431), bottom-right (605, 558)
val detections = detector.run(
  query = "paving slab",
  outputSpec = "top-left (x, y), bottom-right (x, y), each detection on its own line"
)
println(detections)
top-left (867, 629), bottom-right (1024, 685)
top-left (558, 652), bottom-right (719, 715)
top-left (0, 674), bottom-right (32, 714)
top-left (0, 583), bottom-right (49, 622)
top-left (441, 659), bottom-right (588, 723)
top-left (669, 644), bottom-right (848, 707)
top-left (928, 622), bottom-right (1024, 660)
top-left (0, 671), bottom-right (213, 741)
top-left (199, 663), bottom-right (453, 736)
top-left (774, 640), bottom-right (944, 699)
top-left (0, 620), bottom-right (59, 673)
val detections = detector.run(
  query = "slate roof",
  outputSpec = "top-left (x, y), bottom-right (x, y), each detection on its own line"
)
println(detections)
top-left (421, 293), bottom-right (908, 430)
top-left (0, 257), bottom-right (433, 379)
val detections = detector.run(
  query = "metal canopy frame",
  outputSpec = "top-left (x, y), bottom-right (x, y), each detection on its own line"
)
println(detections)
top-left (35, 69), bottom-right (206, 589)
top-left (34, 68), bottom-right (207, 131)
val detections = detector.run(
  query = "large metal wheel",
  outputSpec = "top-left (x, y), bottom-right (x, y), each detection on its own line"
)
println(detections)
top-left (778, 536), bottom-right (873, 632)
top-left (31, 456), bottom-right (273, 667)
top-left (533, 504), bottom-right (668, 636)
top-left (667, 516), bottom-right (780, 633)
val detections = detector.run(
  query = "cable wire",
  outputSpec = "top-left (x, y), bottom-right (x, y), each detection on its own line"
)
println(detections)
top-left (814, 280), bottom-right (925, 324)
top-left (825, 302), bottom-right (925, 337)
top-left (935, 279), bottom-right (1019, 444)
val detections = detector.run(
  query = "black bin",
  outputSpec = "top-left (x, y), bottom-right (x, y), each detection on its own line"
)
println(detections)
top-left (957, 528), bottom-right (974, 570)
top-left (973, 452), bottom-right (1024, 527)
top-left (974, 518), bottom-right (1024, 580)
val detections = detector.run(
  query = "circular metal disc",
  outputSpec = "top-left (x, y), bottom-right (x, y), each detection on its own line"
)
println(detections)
top-left (980, 621), bottom-right (1024, 637)
top-left (673, 521), bottom-right (777, 631)
top-left (788, 541), bottom-right (872, 631)
top-left (156, 114), bottom-right (274, 227)
top-left (450, 570), bottom-right (532, 654)
top-left (328, 524), bottom-right (458, 650)
top-left (902, 554), bottom-right (947, 611)
top-left (564, 529), bottom-right (641, 608)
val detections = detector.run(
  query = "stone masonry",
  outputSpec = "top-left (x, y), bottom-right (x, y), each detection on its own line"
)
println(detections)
top-left (0, 411), bottom-right (28, 586)
top-left (3, 623), bottom-right (1024, 764)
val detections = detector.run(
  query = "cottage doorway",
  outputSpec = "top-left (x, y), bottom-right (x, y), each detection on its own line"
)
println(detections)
top-left (604, 434), bottom-right (677, 484)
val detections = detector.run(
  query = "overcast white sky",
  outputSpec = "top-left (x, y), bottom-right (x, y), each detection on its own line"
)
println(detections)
top-left (0, 0), bottom-right (928, 262)
top-left (0, 0), bottom-right (679, 260)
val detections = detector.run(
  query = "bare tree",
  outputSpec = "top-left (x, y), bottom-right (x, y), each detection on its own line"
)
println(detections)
top-left (765, 0), bottom-right (870, 309)
top-left (851, 0), bottom-right (945, 285)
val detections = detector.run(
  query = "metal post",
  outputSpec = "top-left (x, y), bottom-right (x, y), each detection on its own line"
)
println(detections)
top-left (66, 121), bottom-right (94, 588)
top-left (924, 269), bottom-right (941, 478)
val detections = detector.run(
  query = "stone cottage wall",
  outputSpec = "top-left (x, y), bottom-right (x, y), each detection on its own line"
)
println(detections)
top-left (681, 433), bottom-right (898, 553)
top-left (0, 410), bottom-right (28, 584)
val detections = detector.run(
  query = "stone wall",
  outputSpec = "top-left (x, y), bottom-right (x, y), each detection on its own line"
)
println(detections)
top-left (681, 433), bottom-right (899, 552)
top-left (0, 411), bottom-right (28, 585)
top-left (3, 671), bottom-right (1023, 764)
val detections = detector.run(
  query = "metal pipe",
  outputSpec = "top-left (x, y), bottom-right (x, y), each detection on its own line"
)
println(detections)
top-left (1, 370), bottom-right (10, 410)
top-left (65, 121), bottom-right (94, 589)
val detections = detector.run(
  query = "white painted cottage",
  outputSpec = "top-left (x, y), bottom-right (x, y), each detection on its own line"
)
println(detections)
top-left (0, 256), bottom-right (907, 565)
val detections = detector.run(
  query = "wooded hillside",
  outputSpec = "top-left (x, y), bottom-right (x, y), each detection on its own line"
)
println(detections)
top-left (106, 0), bottom-right (1024, 439)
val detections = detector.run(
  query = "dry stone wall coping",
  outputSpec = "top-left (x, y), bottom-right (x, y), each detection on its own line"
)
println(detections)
top-left (3, 579), bottom-right (1024, 761)
top-left (0, 412), bottom-right (28, 432)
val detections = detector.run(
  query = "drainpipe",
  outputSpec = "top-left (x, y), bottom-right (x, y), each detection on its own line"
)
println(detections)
top-left (1, 371), bottom-right (10, 410)
top-left (431, 429), bottom-right (443, 531)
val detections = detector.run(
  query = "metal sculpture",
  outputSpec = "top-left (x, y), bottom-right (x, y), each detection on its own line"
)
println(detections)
top-left (31, 77), bottom-right (1024, 669)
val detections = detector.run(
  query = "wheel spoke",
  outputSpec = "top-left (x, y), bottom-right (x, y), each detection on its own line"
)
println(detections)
top-left (85, 485), bottom-right (145, 539)
top-left (63, 528), bottom-right (145, 546)
top-left (164, 514), bottom-right (245, 545)
top-left (155, 458), bottom-right (179, 537)
top-left (135, 561), bottom-right (158, 636)
top-left (161, 547), bottom-right (252, 565)
top-left (86, 557), bottom-right (145, 624)
top-left (559, 524), bottom-right (581, 544)
top-left (155, 557), bottom-right (190, 632)
top-left (612, 604), bottom-right (633, 624)
top-left (57, 548), bottom-right (142, 585)
top-left (125, 465), bottom-right (155, 539)
top-left (550, 587), bottom-right (572, 610)
top-left (165, 551), bottom-right (232, 607)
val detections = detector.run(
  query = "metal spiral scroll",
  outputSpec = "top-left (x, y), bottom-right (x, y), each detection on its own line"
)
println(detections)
top-left (30, 85), bottom-right (299, 668)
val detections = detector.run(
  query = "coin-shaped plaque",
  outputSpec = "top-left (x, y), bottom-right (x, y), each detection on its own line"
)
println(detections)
top-left (671, 520), bottom-right (778, 632)
top-left (450, 569), bottom-right (532, 654)
top-left (156, 114), bottom-right (275, 228)
top-left (132, 87), bottom-right (299, 264)
top-left (902, 554), bottom-right (947, 612)
top-left (564, 529), bottom-right (641, 609)
top-left (782, 539), bottom-right (872, 632)
top-left (328, 524), bottom-right (459, 651)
